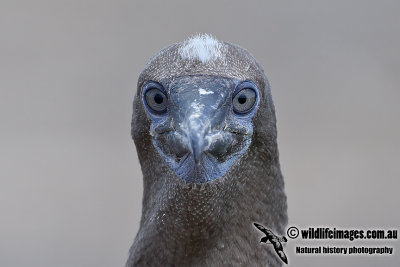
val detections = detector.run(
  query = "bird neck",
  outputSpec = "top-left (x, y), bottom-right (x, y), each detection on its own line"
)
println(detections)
top-left (127, 142), bottom-right (288, 266)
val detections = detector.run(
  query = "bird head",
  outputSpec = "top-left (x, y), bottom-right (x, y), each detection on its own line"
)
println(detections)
top-left (132, 34), bottom-right (277, 184)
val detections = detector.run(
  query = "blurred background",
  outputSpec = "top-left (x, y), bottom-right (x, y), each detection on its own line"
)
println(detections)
top-left (1, 0), bottom-right (399, 266)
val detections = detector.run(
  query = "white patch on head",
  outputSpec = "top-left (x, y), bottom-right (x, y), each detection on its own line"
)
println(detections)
top-left (179, 34), bottom-right (225, 63)
top-left (199, 88), bottom-right (214, 95)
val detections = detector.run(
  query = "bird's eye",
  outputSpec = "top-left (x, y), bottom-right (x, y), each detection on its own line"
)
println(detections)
top-left (232, 88), bottom-right (257, 114)
top-left (144, 88), bottom-right (168, 113)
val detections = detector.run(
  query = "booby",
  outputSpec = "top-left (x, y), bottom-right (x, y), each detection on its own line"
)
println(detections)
top-left (127, 34), bottom-right (288, 266)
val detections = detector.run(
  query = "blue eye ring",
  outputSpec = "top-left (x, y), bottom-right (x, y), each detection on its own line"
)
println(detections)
top-left (232, 81), bottom-right (258, 114)
top-left (142, 81), bottom-right (168, 114)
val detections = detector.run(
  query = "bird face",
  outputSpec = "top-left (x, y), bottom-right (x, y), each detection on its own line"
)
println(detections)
top-left (141, 75), bottom-right (260, 183)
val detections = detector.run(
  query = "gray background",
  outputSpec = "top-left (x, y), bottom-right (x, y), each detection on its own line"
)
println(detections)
top-left (1, 0), bottom-right (399, 266)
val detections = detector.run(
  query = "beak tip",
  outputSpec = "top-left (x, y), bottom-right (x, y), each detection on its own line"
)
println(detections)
top-left (190, 135), bottom-right (204, 165)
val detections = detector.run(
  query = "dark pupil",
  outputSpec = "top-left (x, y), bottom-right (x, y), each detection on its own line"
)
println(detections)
top-left (238, 94), bottom-right (247, 104)
top-left (154, 93), bottom-right (164, 104)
